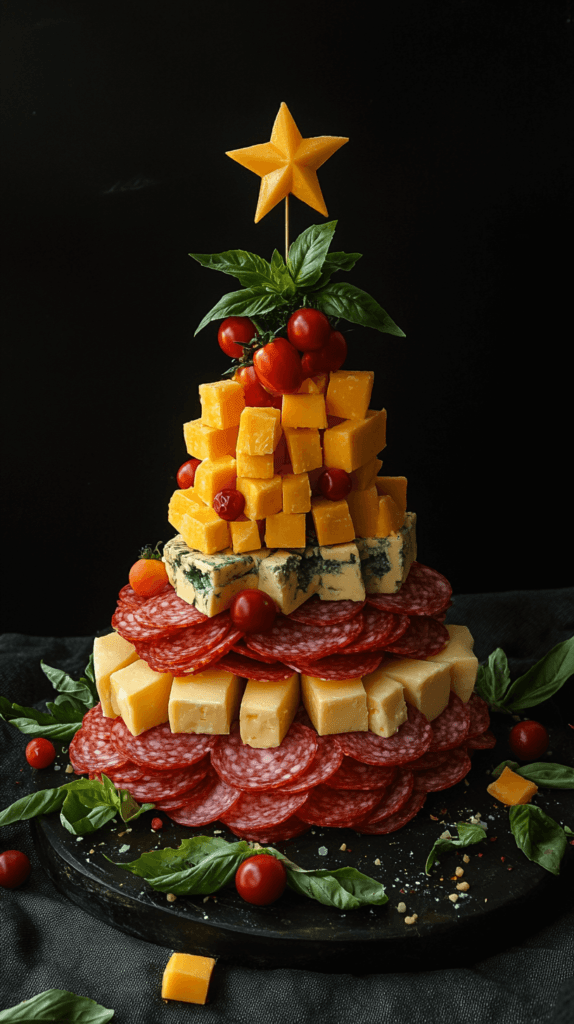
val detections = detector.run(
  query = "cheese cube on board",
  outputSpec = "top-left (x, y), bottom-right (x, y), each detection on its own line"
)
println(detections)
top-left (362, 666), bottom-right (408, 737)
top-left (239, 673), bottom-right (300, 748)
top-left (237, 475), bottom-right (282, 520)
top-left (194, 456), bottom-right (237, 505)
top-left (301, 675), bottom-right (368, 735)
top-left (382, 658), bottom-right (451, 721)
top-left (110, 660), bottom-right (172, 736)
top-left (183, 419), bottom-right (239, 460)
top-left (258, 549), bottom-right (319, 615)
top-left (315, 543), bottom-right (365, 602)
top-left (265, 511), bottom-right (306, 549)
top-left (169, 668), bottom-right (243, 734)
top-left (426, 625), bottom-right (478, 703)
top-left (163, 537), bottom-right (267, 617)
top-left (281, 393), bottom-right (327, 429)
top-left (346, 486), bottom-right (379, 538)
top-left (283, 426), bottom-right (323, 474)
top-left (375, 475), bottom-right (408, 517)
top-left (237, 407), bottom-right (282, 455)
top-left (323, 409), bottom-right (387, 472)
top-left (325, 370), bottom-right (374, 420)
top-left (161, 952), bottom-right (216, 1005)
top-left (311, 497), bottom-right (355, 546)
top-left (282, 472), bottom-right (311, 514)
top-left (229, 519), bottom-right (262, 554)
top-left (356, 512), bottom-right (417, 593)
top-left (199, 380), bottom-right (245, 428)
top-left (179, 507), bottom-right (230, 555)
top-left (93, 632), bottom-right (138, 719)
top-left (487, 766), bottom-right (538, 806)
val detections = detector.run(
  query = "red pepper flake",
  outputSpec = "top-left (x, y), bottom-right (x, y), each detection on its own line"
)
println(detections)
top-left (430, 815), bottom-right (438, 821)
top-left (439, 808), bottom-right (447, 816)
top-left (570, 840), bottom-right (574, 847)
top-left (151, 817), bottom-right (163, 831)
top-left (400, 888), bottom-right (405, 894)
top-left (477, 853), bottom-right (483, 858)
top-left (489, 836), bottom-right (498, 842)
top-left (507, 865), bottom-right (513, 871)
top-left (500, 856), bottom-right (505, 862)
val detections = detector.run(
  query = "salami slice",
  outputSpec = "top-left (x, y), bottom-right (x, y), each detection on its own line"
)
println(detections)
top-left (412, 747), bottom-right (471, 792)
top-left (134, 588), bottom-right (208, 630)
top-left (466, 693), bottom-right (491, 738)
top-left (99, 761), bottom-right (144, 785)
top-left (366, 562), bottom-right (452, 617)
top-left (360, 768), bottom-right (414, 824)
top-left (221, 788), bottom-right (310, 830)
top-left (466, 728), bottom-right (496, 750)
top-left (287, 650), bottom-right (383, 680)
top-left (69, 705), bottom-right (130, 774)
top-left (324, 756), bottom-right (396, 791)
top-left (226, 815), bottom-right (310, 844)
top-left (218, 651), bottom-right (295, 681)
top-left (278, 735), bottom-right (344, 792)
top-left (356, 788), bottom-right (427, 834)
top-left (231, 640), bottom-right (278, 664)
top-left (288, 596), bottom-right (365, 626)
top-left (124, 759), bottom-right (211, 802)
top-left (409, 749), bottom-right (449, 769)
top-left (383, 616), bottom-right (449, 659)
top-left (112, 602), bottom-right (176, 642)
top-left (343, 607), bottom-right (406, 654)
top-left (211, 722), bottom-right (318, 791)
top-left (337, 706), bottom-right (432, 766)
top-left (428, 692), bottom-right (470, 751)
top-left (164, 769), bottom-right (241, 826)
top-left (111, 718), bottom-right (215, 770)
top-left (245, 614), bottom-right (363, 663)
top-left (137, 625), bottom-right (244, 676)
top-left (134, 614), bottom-right (233, 667)
top-left (118, 585), bottom-right (148, 609)
top-left (296, 783), bottom-right (385, 827)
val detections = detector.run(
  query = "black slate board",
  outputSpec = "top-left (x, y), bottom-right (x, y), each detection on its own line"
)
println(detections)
top-left (30, 711), bottom-right (574, 973)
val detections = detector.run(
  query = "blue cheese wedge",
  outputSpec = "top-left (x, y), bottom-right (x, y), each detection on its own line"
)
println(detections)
top-left (163, 536), bottom-right (268, 617)
top-left (258, 549), bottom-right (316, 615)
top-left (315, 542), bottom-right (365, 602)
top-left (356, 511), bottom-right (417, 593)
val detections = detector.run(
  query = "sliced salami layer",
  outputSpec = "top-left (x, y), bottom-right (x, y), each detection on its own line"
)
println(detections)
top-left (111, 718), bottom-right (215, 770)
top-left (412, 747), bottom-right (472, 792)
top-left (428, 692), bottom-right (470, 751)
top-left (296, 783), bottom-right (385, 827)
top-left (361, 768), bottom-right (414, 824)
top-left (211, 722), bottom-right (318, 792)
top-left (134, 614), bottom-right (233, 669)
top-left (226, 815), bottom-right (310, 844)
top-left (466, 728), bottom-right (496, 750)
top-left (287, 650), bottom-right (384, 680)
top-left (231, 640), bottom-right (278, 664)
top-left (383, 616), bottom-right (449, 659)
top-left (99, 761), bottom-right (144, 785)
top-left (337, 706), bottom-right (432, 766)
top-left (343, 607), bottom-right (405, 655)
top-left (218, 651), bottom-right (295, 681)
top-left (118, 585), bottom-right (149, 610)
top-left (324, 756), bottom-right (396, 791)
top-left (408, 749), bottom-right (449, 769)
top-left (366, 562), bottom-right (452, 617)
top-left (69, 705), bottom-right (130, 774)
top-left (466, 692), bottom-right (491, 738)
top-left (112, 602), bottom-right (176, 642)
top-left (134, 588), bottom-right (208, 630)
top-left (164, 769), bottom-right (241, 826)
top-left (278, 735), bottom-right (344, 792)
top-left (245, 614), bottom-right (363, 663)
top-left (221, 788), bottom-right (310, 830)
top-left (288, 596), bottom-right (365, 626)
top-left (138, 625), bottom-right (244, 676)
top-left (124, 759), bottom-right (211, 802)
top-left (356, 788), bottom-right (427, 834)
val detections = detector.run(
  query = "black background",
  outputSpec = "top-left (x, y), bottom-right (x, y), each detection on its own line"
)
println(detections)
top-left (1, 0), bottom-right (572, 637)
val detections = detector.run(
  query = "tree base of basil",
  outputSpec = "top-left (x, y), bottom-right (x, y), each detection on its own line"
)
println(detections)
top-left (475, 639), bottom-right (574, 715)
top-left (0, 657), bottom-right (97, 741)
top-left (0, 990), bottom-right (113, 1023)
top-left (0, 775), bottom-right (154, 835)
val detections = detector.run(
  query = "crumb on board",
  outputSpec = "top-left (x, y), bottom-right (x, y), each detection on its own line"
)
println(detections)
top-left (339, 843), bottom-right (347, 851)
top-left (374, 858), bottom-right (381, 866)
top-left (404, 914), bottom-right (418, 925)
top-left (457, 881), bottom-right (470, 892)
top-left (397, 902), bottom-right (407, 913)
top-left (455, 866), bottom-right (464, 877)
top-left (463, 854), bottom-right (470, 864)
top-left (166, 893), bottom-right (177, 902)
top-left (449, 893), bottom-right (459, 903)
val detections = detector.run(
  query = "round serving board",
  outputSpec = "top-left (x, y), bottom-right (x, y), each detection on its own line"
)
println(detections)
top-left (31, 711), bottom-right (573, 973)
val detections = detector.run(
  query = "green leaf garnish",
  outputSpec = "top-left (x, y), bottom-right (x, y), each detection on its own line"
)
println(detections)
top-left (0, 656), bottom-right (97, 741)
top-left (0, 776), bottom-right (153, 835)
top-left (425, 822), bottom-right (488, 875)
top-left (475, 639), bottom-right (574, 714)
top-left (491, 761), bottom-right (574, 788)
top-left (0, 989), bottom-right (114, 1023)
top-left (509, 804), bottom-right (570, 876)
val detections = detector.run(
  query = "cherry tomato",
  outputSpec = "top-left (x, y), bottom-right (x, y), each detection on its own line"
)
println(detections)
top-left (230, 589), bottom-right (277, 633)
top-left (129, 558), bottom-right (169, 598)
top-left (218, 317), bottom-right (257, 359)
top-left (235, 854), bottom-right (287, 905)
top-left (176, 458), bottom-right (201, 490)
top-left (150, 817), bottom-right (163, 830)
top-left (234, 365), bottom-right (282, 408)
top-left (287, 308), bottom-right (331, 352)
top-left (253, 338), bottom-right (303, 396)
top-left (0, 850), bottom-right (32, 889)
top-left (301, 330), bottom-right (347, 375)
top-left (508, 720), bottom-right (549, 761)
top-left (213, 489), bottom-right (245, 521)
top-left (25, 738), bottom-right (56, 769)
top-left (319, 468), bottom-right (352, 501)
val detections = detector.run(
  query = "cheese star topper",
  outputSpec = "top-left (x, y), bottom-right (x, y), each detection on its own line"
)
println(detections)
top-left (226, 102), bottom-right (348, 223)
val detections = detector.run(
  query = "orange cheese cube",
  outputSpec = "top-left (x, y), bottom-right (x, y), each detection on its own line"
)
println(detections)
top-left (236, 475), bottom-right (282, 520)
top-left (236, 451), bottom-right (274, 479)
top-left (230, 519), bottom-right (262, 554)
top-left (323, 409), bottom-right (387, 473)
top-left (281, 393), bottom-right (327, 429)
top-left (282, 472), bottom-right (311, 514)
top-left (375, 475), bottom-right (408, 517)
top-left (311, 497), bottom-right (355, 545)
top-left (161, 952), bottom-right (216, 1005)
top-left (237, 407), bottom-right (282, 455)
top-left (350, 457), bottom-right (383, 491)
top-left (179, 507), bottom-right (230, 555)
top-left (199, 380), bottom-right (245, 429)
top-left (298, 377), bottom-right (321, 394)
top-left (183, 418), bottom-right (239, 460)
top-left (194, 456), bottom-right (237, 505)
top-left (284, 426), bottom-right (323, 474)
top-left (376, 494), bottom-right (405, 536)
top-left (487, 766), bottom-right (538, 806)
top-left (265, 511), bottom-right (306, 548)
top-left (326, 370), bottom-right (375, 420)
top-left (346, 485), bottom-right (379, 537)
top-left (168, 488), bottom-right (205, 533)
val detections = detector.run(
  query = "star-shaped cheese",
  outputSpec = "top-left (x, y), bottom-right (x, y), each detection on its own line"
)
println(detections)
top-left (226, 103), bottom-right (348, 223)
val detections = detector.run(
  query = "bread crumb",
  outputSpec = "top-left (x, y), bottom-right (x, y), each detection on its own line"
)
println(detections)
top-left (404, 914), bottom-right (418, 925)
top-left (397, 902), bottom-right (407, 913)
top-left (449, 893), bottom-right (459, 903)
top-left (462, 854), bottom-right (470, 864)
top-left (457, 881), bottom-right (470, 892)
top-left (339, 843), bottom-right (347, 851)
top-left (166, 893), bottom-right (177, 903)
top-left (65, 764), bottom-right (74, 774)
top-left (455, 866), bottom-right (464, 877)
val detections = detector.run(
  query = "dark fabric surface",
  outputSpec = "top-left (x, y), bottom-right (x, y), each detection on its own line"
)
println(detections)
top-left (1, 589), bottom-right (573, 1023)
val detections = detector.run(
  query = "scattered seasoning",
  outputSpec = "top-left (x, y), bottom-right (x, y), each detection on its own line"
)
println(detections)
top-left (65, 765), bottom-right (74, 774)
top-left (463, 854), bottom-right (470, 864)
top-left (203, 896), bottom-right (210, 903)
top-left (89, 849), bottom-right (95, 855)
top-left (119, 844), bottom-right (130, 854)
top-left (339, 843), bottom-right (347, 851)
top-left (489, 836), bottom-right (498, 842)
top-left (457, 882), bottom-right (470, 892)
top-left (374, 858), bottom-right (381, 866)
top-left (449, 894), bottom-right (459, 903)
top-left (477, 853), bottom-right (483, 858)
top-left (501, 856), bottom-right (506, 863)
top-left (397, 902), bottom-right (407, 913)
top-left (166, 893), bottom-right (177, 902)
top-left (430, 814), bottom-right (438, 821)
top-left (405, 914), bottom-right (418, 925)
top-left (76, 837), bottom-right (84, 842)
top-left (455, 867), bottom-right (464, 878)
top-left (318, 846), bottom-right (328, 856)
top-left (507, 866), bottom-right (513, 871)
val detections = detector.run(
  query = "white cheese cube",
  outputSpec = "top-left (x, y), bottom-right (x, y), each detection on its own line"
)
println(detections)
top-left (382, 657), bottom-right (451, 722)
top-left (362, 665), bottom-right (408, 737)
top-left (93, 632), bottom-right (138, 719)
top-left (169, 668), bottom-right (243, 734)
top-left (239, 673), bottom-right (300, 748)
top-left (426, 625), bottom-right (478, 703)
top-left (300, 674), bottom-right (368, 735)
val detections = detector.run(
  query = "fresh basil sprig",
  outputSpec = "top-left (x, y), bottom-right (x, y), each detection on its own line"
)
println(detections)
top-left (0, 657), bottom-right (97, 741)
top-left (0, 989), bottom-right (114, 1023)
top-left (509, 805), bottom-right (571, 876)
top-left (475, 639), bottom-right (574, 714)
top-left (491, 761), bottom-right (574, 789)
top-left (110, 835), bottom-right (388, 909)
top-left (425, 822), bottom-right (488, 875)
top-left (0, 775), bottom-right (154, 835)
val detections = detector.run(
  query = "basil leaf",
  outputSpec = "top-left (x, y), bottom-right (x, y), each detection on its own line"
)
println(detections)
top-left (106, 836), bottom-right (235, 880)
top-left (270, 249), bottom-right (296, 295)
top-left (565, 825), bottom-right (574, 837)
top-left (0, 989), bottom-right (114, 1023)
top-left (0, 788), bottom-right (66, 827)
top-left (189, 249), bottom-right (278, 290)
top-left (285, 865), bottom-right (387, 909)
top-left (194, 287), bottom-right (285, 335)
top-left (288, 221), bottom-right (337, 288)
top-left (311, 251), bottom-right (362, 289)
top-left (114, 842), bottom-right (252, 895)
top-left (45, 698), bottom-right (85, 723)
top-left (474, 648), bottom-right (513, 712)
top-left (314, 281), bottom-right (405, 336)
top-left (509, 804), bottom-right (568, 875)
top-left (41, 660), bottom-right (94, 709)
top-left (0, 696), bottom-right (63, 728)
top-left (503, 638), bottom-right (574, 712)
top-left (492, 761), bottom-right (574, 789)
top-left (425, 822), bottom-right (487, 874)
top-left (491, 760), bottom-right (520, 779)
top-left (0, 777), bottom-right (152, 835)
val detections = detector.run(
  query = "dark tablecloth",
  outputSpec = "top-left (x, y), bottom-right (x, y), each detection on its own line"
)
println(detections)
top-left (1, 589), bottom-right (573, 1023)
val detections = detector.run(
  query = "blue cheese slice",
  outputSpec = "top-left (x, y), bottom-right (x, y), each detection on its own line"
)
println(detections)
top-left (163, 536), bottom-right (268, 617)
top-left (315, 542), bottom-right (365, 602)
top-left (356, 511), bottom-right (417, 593)
top-left (257, 549), bottom-right (317, 615)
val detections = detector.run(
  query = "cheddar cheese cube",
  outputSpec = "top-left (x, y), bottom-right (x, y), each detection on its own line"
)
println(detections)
top-left (239, 673), bottom-right (300, 748)
top-left (350, 457), bottom-right (383, 491)
top-left (169, 668), bottom-right (243, 734)
top-left (427, 625), bottom-right (478, 703)
top-left (194, 455), bottom-right (237, 505)
top-left (110, 660), bottom-right (172, 736)
top-left (346, 485), bottom-right (379, 538)
top-left (283, 426), bottom-right (323, 474)
top-left (179, 507), bottom-right (230, 555)
top-left (375, 475), bottom-right (408, 517)
top-left (236, 407), bottom-right (282, 455)
top-left (382, 658), bottom-right (451, 721)
top-left (199, 379), bottom-right (245, 429)
top-left (281, 393), bottom-right (327, 429)
top-left (487, 766), bottom-right (538, 806)
top-left (236, 475), bottom-right (282, 520)
top-left (325, 370), bottom-right (374, 421)
top-left (376, 494), bottom-right (405, 536)
top-left (362, 666), bottom-right (408, 737)
top-left (323, 409), bottom-right (387, 473)
top-left (161, 952), bottom-right (216, 1005)
top-left (236, 451), bottom-right (274, 479)
top-left (183, 418), bottom-right (239, 460)
top-left (301, 674), bottom-right (368, 735)
top-left (168, 489), bottom-right (205, 536)
top-left (311, 497), bottom-right (355, 546)
top-left (265, 511), bottom-right (306, 549)
top-left (230, 518), bottom-right (262, 554)
top-left (93, 632), bottom-right (138, 719)
top-left (282, 472), bottom-right (311, 514)
top-left (298, 377), bottom-right (321, 394)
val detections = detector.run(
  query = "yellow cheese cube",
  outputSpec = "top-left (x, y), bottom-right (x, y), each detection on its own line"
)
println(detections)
top-left (281, 393), bottom-right (327, 429)
top-left (239, 673), bottom-right (300, 747)
top-left (298, 377), bottom-right (321, 394)
top-left (350, 457), bottom-right (383, 491)
top-left (183, 418), bottom-right (239, 460)
top-left (311, 497), bottom-right (355, 546)
top-left (236, 407), bottom-right (282, 455)
top-left (230, 519), bottom-right (262, 554)
top-left (179, 507), bottom-right (230, 555)
top-left (323, 409), bottom-right (387, 473)
top-left (169, 668), bottom-right (243, 734)
top-left (362, 665), bottom-right (408, 737)
top-left (375, 475), bottom-right (408, 517)
top-left (199, 379), bottom-right (245, 429)
top-left (426, 625), bottom-right (478, 703)
top-left (282, 472), bottom-right (311, 514)
top-left (161, 952), bottom-right (216, 1005)
top-left (283, 426), bottom-right (323, 474)
top-left (168, 488), bottom-right (205, 533)
top-left (265, 511), bottom-right (306, 549)
top-left (236, 475), bottom-right (282, 520)
top-left (326, 370), bottom-right (375, 420)
top-left (93, 632), bottom-right (138, 719)
top-left (376, 494), bottom-right (405, 536)
top-left (301, 675), bottom-right (368, 735)
top-left (236, 451), bottom-right (274, 479)
top-left (346, 486), bottom-right (379, 538)
top-left (487, 766), bottom-right (538, 806)
top-left (194, 456), bottom-right (237, 505)
top-left (110, 660), bottom-right (172, 736)
top-left (382, 658), bottom-right (451, 721)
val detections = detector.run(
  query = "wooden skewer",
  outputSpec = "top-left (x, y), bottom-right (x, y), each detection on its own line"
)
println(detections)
top-left (285, 194), bottom-right (289, 264)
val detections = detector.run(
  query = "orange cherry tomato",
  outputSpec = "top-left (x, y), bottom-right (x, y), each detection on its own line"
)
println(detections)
top-left (253, 338), bottom-right (303, 396)
top-left (129, 558), bottom-right (169, 598)
top-left (218, 317), bottom-right (257, 359)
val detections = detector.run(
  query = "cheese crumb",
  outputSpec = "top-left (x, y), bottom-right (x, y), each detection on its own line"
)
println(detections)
top-left (463, 854), bottom-right (470, 864)
top-left (65, 765), bottom-right (74, 774)
top-left (449, 893), bottom-right (459, 903)
top-left (166, 893), bottom-right (177, 902)
top-left (404, 914), bottom-right (418, 925)
top-left (397, 902), bottom-right (407, 913)
top-left (457, 881), bottom-right (470, 892)
top-left (339, 843), bottom-right (347, 851)
top-left (455, 866), bottom-right (464, 877)
top-left (374, 858), bottom-right (381, 866)
top-left (203, 896), bottom-right (210, 903)
top-left (439, 830), bottom-right (452, 840)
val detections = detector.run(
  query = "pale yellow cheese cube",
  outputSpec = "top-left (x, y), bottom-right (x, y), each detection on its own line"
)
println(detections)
top-left (183, 418), bottom-right (239, 460)
top-left (283, 426), bottom-right (323, 474)
top-left (376, 494), bottom-right (405, 537)
top-left (236, 451), bottom-right (274, 479)
top-left (326, 370), bottom-right (374, 421)
top-left (282, 472), bottom-right (311, 514)
top-left (169, 668), bottom-right (243, 734)
top-left (93, 632), bottom-right (138, 718)
top-left (301, 675), bottom-right (368, 735)
top-left (230, 519), bottom-right (262, 554)
top-left (350, 457), bottom-right (383, 491)
top-left (179, 507), bottom-right (230, 555)
top-left (323, 409), bottom-right (387, 473)
top-left (281, 393), bottom-right (327, 429)
top-left (161, 952), bottom-right (216, 1005)
top-left (362, 665), bottom-right (408, 737)
top-left (239, 673), bottom-right (300, 748)
top-left (375, 476), bottom-right (408, 517)
top-left (265, 511), bottom-right (306, 549)
top-left (236, 407), bottom-right (282, 455)
top-left (346, 486), bottom-right (379, 538)
top-left (194, 455), bottom-right (237, 505)
top-left (110, 660), bottom-right (172, 736)
top-left (382, 659), bottom-right (451, 722)
top-left (311, 497), bottom-right (355, 546)
top-left (426, 625), bottom-right (478, 703)
top-left (199, 380), bottom-right (245, 429)
top-left (236, 475), bottom-right (282, 520)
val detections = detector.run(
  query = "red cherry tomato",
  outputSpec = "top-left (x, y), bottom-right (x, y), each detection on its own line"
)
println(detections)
top-left (253, 338), bottom-right (303, 396)
top-left (213, 489), bottom-right (245, 521)
top-left (25, 738), bottom-right (56, 769)
top-left (129, 558), bottom-right (169, 598)
top-left (301, 330), bottom-right (348, 375)
top-left (508, 720), bottom-right (549, 761)
top-left (0, 850), bottom-right (32, 889)
top-left (151, 817), bottom-right (163, 830)
top-left (319, 468), bottom-right (352, 501)
top-left (235, 854), bottom-right (287, 905)
top-left (234, 365), bottom-right (282, 408)
top-left (218, 317), bottom-right (257, 359)
top-left (287, 308), bottom-right (331, 352)
top-left (230, 589), bottom-right (277, 633)
top-left (176, 458), bottom-right (201, 490)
